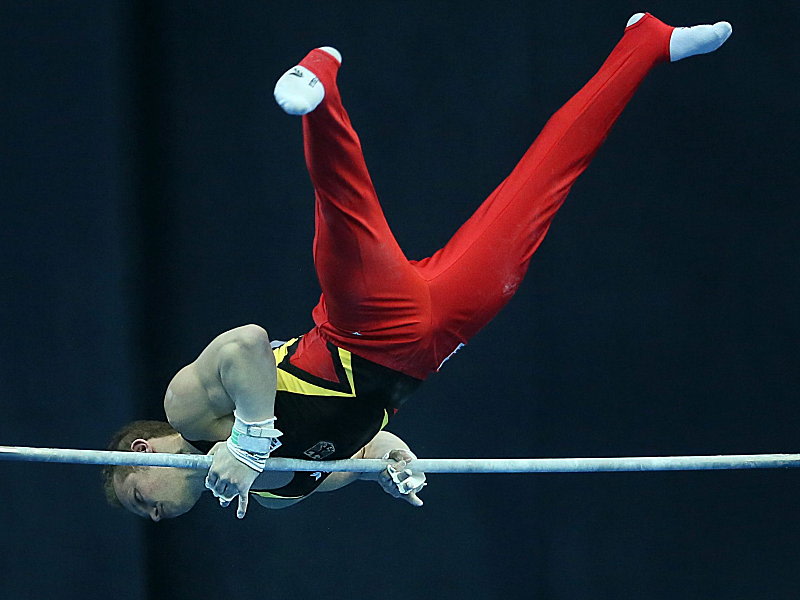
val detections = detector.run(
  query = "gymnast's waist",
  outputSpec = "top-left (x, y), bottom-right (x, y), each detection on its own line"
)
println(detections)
top-left (273, 335), bottom-right (422, 411)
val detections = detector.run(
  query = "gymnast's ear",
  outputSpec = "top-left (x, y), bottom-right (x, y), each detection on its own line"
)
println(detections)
top-left (130, 438), bottom-right (154, 453)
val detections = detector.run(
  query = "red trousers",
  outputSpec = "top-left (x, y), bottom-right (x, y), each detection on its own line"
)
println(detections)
top-left (293, 14), bottom-right (672, 381)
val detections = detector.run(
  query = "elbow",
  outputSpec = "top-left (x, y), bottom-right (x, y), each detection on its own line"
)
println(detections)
top-left (229, 324), bottom-right (271, 351)
top-left (218, 325), bottom-right (272, 364)
top-left (235, 324), bottom-right (271, 347)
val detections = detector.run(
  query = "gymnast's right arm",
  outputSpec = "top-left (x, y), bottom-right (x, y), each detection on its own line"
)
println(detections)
top-left (315, 431), bottom-right (426, 507)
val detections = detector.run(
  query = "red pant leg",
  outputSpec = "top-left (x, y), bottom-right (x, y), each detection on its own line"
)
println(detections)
top-left (298, 50), bottom-right (432, 378)
top-left (415, 14), bottom-right (673, 371)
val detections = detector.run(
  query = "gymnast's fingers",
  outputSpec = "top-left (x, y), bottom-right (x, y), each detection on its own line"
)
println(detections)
top-left (237, 492), bottom-right (249, 519)
top-left (405, 491), bottom-right (424, 507)
top-left (210, 481), bottom-right (232, 500)
top-left (382, 475), bottom-right (402, 498)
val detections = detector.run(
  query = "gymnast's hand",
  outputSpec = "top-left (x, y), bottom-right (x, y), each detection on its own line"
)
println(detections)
top-left (378, 448), bottom-right (426, 507)
top-left (205, 442), bottom-right (260, 518)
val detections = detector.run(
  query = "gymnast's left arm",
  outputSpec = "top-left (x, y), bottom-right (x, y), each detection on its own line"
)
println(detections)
top-left (317, 431), bottom-right (426, 507)
top-left (166, 324), bottom-right (281, 519)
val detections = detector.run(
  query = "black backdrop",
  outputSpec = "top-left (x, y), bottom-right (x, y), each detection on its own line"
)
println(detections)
top-left (2, 1), bottom-right (799, 599)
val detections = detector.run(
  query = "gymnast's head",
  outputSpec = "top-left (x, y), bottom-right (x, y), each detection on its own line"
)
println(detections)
top-left (101, 420), bottom-right (206, 521)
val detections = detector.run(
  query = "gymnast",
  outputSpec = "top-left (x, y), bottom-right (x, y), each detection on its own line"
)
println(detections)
top-left (102, 13), bottom-right (732, 520)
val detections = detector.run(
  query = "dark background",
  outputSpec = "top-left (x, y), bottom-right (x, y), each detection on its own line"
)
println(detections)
top-left (1, 1), bottom-right (798, 599)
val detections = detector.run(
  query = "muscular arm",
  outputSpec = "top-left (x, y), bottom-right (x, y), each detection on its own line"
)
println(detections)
top-left (164, 324), bottom-right (279, 518)
top-left (164, 324), bottom-right (276, 440)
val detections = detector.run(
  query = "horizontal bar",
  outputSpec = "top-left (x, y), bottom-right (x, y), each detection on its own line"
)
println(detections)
top-left (2, 446), bottom-right (800, 473)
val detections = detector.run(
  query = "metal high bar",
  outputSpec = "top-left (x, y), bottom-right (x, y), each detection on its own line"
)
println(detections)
top-left (2, 446), bottom-right (800, 473)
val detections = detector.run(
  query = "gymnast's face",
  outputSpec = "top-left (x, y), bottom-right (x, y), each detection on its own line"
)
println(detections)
top-left (115, 466), bottom-right (203, 521)
top-left (113, 438), bottom-right (205, 521)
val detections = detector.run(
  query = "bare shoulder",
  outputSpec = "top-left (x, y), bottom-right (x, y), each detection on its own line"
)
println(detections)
top-left (163, 363), bottom-right (212, 434)
top-left (164, 324), bottom-right (270, 438)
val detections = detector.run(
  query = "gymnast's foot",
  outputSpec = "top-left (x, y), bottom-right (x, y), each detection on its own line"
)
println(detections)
top-left (626, 12), bottom-right (732, 62)
top-left (273, 46), bottom-right (342, 115)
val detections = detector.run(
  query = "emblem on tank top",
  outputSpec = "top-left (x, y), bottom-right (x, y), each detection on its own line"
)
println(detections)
top-left (304, 441), bottom-right (335, 460)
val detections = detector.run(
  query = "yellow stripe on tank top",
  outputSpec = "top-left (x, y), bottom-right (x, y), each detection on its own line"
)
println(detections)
top-left (255, 342), bottom-right (389, 500)
top-left (272, 338), bottom-right (357, 398)
top-left (250, 491), bottom-right (303, 499)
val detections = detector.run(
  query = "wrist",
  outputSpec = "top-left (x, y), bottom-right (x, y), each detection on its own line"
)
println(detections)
top-left (226, 413), bottom-right (283, 472)
top-left (232, 411), bottom-right (282, 448)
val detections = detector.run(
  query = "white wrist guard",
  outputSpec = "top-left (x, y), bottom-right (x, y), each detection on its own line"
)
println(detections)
top-left (383, 451), bottom-right (427, 495)
top-left (226, 413), bottom-right (283, 472)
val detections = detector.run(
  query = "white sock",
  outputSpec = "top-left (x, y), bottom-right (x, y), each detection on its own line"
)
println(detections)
top-left (273, 47), bottom-right (342, 116)
top-left (627, 13), bottom-right (645, 27)
top-left (626, 13), bottom-right (732, 62)
top-left (669, 21), bottom-right (732, 62)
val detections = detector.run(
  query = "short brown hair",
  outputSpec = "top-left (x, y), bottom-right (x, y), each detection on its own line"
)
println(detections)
top-left (101, 420), bottom-right (178, 507)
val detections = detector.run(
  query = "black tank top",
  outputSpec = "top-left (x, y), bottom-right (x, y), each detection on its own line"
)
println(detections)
top-left (188, 337), bottom-right (421, 499)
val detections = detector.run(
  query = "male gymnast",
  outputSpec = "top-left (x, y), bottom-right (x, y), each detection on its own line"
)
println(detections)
top-left (103, 13), bottom-right (732, 521)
